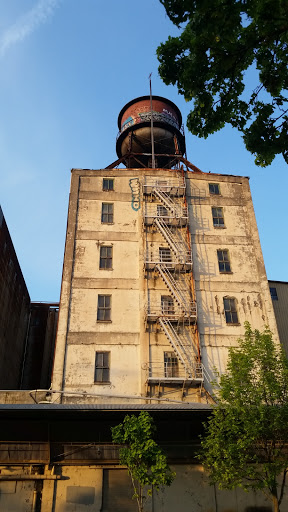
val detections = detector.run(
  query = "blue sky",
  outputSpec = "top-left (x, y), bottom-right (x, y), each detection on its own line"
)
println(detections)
top-left (0, 0), bottom-right (287, 302)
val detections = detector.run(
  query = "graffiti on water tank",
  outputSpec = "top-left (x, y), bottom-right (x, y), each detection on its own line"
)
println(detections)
top-left (129, 178), bottom-right (141, 211)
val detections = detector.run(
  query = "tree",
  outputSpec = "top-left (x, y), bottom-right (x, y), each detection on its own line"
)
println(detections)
top-left (198, 322), bottom-right (288, 512)
top-left (111, 411), bottom-right (175, 512)
top-left (157, 0), bottom-right (288, 167)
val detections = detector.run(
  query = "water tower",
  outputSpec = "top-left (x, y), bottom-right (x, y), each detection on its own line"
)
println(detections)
top-left (116, 95), bottom-right (186, 168)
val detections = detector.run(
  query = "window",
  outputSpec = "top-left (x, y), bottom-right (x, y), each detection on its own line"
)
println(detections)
top-left (103, 178), bottom-right (114, 191)
top-left (223, 297), bottom-right (239, 324)
top-left (270, 287), bottom-right (278, 301)
top-left (97, 295), bottom-right (111, 321)
top-left (161, 295), bottom-right (174, 315)
top-left (100, 246), bottom-right (112, 269)
top-left (157, 205), bottom-right (168, 217)
top-left (217, 249), bottom-right (231, 273)
top-left (159, 247), bottom-right (172, 263)
top-left (212, 207), bottom-right (225, 227)
top-left (164, 351), bottom-right (178, 377)
top-left (95, 352), bottom-right (110, 382)
top-left (209, 183), bottom-right (220, 195)
top-left (101, 203), bottom-right (113, 223)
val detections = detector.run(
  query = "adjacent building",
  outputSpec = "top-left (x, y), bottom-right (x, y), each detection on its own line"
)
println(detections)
top-left (0, 205), bottom-right (30, 389)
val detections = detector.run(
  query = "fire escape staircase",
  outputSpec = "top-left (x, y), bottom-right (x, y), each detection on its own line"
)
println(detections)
top-left (158, 317), bottom-right (199, 379)
top-left (154, 218), bottom-right (188, 263)
top-left (155, 264), bottom-right (194, 318)
top-left (144, 178), bottom-right (203, 383)
top-left (152, 188), bottom-right (184, 218)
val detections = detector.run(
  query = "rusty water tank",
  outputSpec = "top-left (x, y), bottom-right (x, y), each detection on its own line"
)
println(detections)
top-left (116, 96), bottom-right (186, 168)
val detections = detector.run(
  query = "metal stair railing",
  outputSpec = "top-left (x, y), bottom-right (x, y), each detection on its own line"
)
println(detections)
top-left (152, 188), bottom-right (185, 218)
top-left (159, 318), bottom-right (195, 376)
top-left (143, 177), bottom-right (186, 196)
top-left (154, 218), bottom-right (188, 262)
top-left (156, 264), bottom-right (192, 314)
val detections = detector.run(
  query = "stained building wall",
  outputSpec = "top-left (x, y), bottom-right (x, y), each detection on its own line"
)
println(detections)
top-left (52, 168), bottom-right (278, 403)
top-left (21, 302), bottom-right (59, 390)
top-left (0, 206), bottom-right (30, 389)
top-left (0, 465), bottom-right (280, 512)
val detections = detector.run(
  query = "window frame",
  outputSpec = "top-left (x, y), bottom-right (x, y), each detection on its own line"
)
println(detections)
top-left (161, 295), bottom-right (175, 315)
top-left (101, 203), bottom-right (114, 224)
top-left (99, 245), bottom-right (113, 270)
top-left (97, 294), bottom-right (112, 322)
top-left (94, 351), bottom-right (110, 383)
top-left (102, 178), bottom-right (114, 191)
top-left (159, 247), bottom-right (172, 263)
top-left (212, 207), bottom-right (225, 228)
top-left (164, 351), bottom-right (179, 378)
top-left (209, 183), bottom-right (220, 195)
top-left (217, 249), bottom-right (232, 273)
top-left (270, 287), bottom-right (278, 301)
top-left (157, 205), bottom-right (169, 217)
top-left (223, 297), bottom-right (239, 324)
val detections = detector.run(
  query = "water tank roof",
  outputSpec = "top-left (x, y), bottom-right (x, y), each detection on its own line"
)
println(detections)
top-left (117, 95), bottom-right (183, 130)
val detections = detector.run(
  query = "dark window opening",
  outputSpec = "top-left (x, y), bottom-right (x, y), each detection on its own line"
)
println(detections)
top-left (161, 296), bottom-right (174, 315)
top-left (101, 203), bottom-right (113, 224)
top-left (95, 352), bottom-right (110, 382)
top-left (159, 247), bottom-right (172, 263)
top-left (100, 246), bottom-right (112, 269)
top-left (223, 297), bottom-right (239, 324)
top-left (164, 351), bottom-right (178, 377)
top-left (217, 249), bottom-right (231, 273)
top-left (103, 178), bottom-right (114, 191)
top-left (97, 295), bottom-right (111, 322)
top-left (270, 287), bottom-right (278, 301)
top-left (209, 183), bottom-right (220, 195)
top-left (212, 207), bottom-right (225, 227)
top-left (157, 205), bottom-right (169, 217)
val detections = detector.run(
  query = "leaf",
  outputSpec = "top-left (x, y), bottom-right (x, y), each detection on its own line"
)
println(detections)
top-left (111, 411), bottom-right (175, 511)
top-left (157, 0), bottom-right (288, 166)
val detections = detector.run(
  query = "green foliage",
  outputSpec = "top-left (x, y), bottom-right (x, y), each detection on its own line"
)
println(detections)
top-left (111, 411), bottom-right (175, 512)
top-left (198, 322), bottom-right (288, 511)
top-left (157, 0), bottom-right (288, 166)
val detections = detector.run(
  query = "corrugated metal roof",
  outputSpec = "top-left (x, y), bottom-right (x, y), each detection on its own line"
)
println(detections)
top-left (0, 403), bottom-right (212, 411)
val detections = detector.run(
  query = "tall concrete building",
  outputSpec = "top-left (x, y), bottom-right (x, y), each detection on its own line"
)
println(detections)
top-left (0, 205), bottom-right (30, 388)
top-left (0, 97), bottom-right (283, 512)
top-left (52, 96), bottom-right (278, 405)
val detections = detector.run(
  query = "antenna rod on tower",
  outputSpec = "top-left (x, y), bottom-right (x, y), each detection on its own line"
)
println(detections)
top-left (149, 73), bottom-right (156, 168)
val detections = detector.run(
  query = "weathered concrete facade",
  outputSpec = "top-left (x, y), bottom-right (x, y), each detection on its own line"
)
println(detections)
top-left (52, 167), bottom-right (278, 405)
